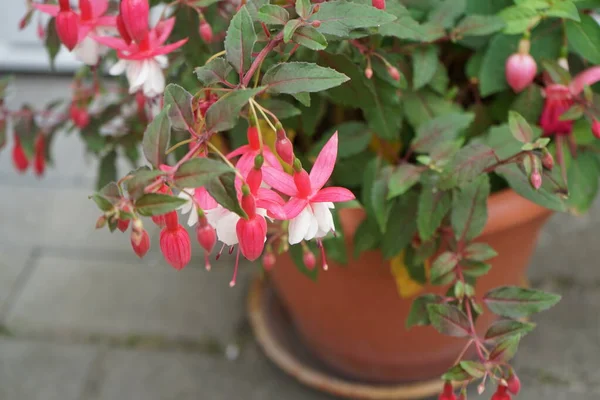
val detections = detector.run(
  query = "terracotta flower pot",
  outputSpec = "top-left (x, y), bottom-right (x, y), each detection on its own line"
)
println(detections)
top-left (269, 189), bottom-right (552, 383)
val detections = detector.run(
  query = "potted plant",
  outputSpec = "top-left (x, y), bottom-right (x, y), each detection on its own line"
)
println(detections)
top-left (5, 0), bottom-right (600, 398)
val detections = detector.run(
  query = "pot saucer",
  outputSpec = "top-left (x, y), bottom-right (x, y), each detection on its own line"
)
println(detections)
top-left (247, 278), bottom-right (444, 400)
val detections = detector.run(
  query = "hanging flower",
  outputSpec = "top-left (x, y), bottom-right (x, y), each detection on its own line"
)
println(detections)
top-left (95, 18), bottom-right (188, 97)
top-left (227, 125), bottom-right (282, 176)
top-left (263, 132), bottom-right (355, 245)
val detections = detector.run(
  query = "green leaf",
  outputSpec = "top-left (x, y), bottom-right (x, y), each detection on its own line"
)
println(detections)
top-left (459, 361), bottom-right (486, 379)
top-left (315, 121), bottom-right (372, 158)
top-left (441, 365), bottom-right (472, 382)
top-left (412, 46), bottom-right (438, 90)
top-left (256, 98), bottom-right (301, 120)
top-left (499, 5), bottom-right (541, 34)
top-left (295, 0), bottom-right (312, 18)
top-left (164, 84), bottom-right (194, 131)
top-left (466, 0), bottom-right (513, 14)
top-left (484, 320), bottom-right (536, 343)
top-left (464, 243), bottom-right (497, 261)
top-left (451, 175), bottom-right (489, 241)
top-left (299, 94), bottom-right (326, 136)
top-left (90, 182), bottom-right (118, 212)
top-left (205, 87), bottom-right (263, 133)
top-left (489, 335), bottom-right (521, 362)
top-left (142, 106), bottom-right (171, 168)
top-left (135, 193), bottom-right (187, 216)
top-left (567, 151), bottom-right (600, 213)
top-left (0, 119), bottom-right (5, 149)
top-left (370, 166), bottom-right (393, 232)
top-left (194, 57), bottom-right (233, 86)
top-left (510, 84), bottom-right (545, 123)
top-left (427, 304), bottom-right (471, 337)
top-left (173, 158), bottom-right (233, 188)
top-left (440, 144), bottom-right (496, 189)
top-left (379, 14), bottom-right (423, 40)
top-left (246, 0), bottom-right (269, 19)
top-left (453, 15), bottom-right (505, 36)
top-left (430, 252), bottom-right (459, 284)
top-left (257, 4), bottom-right (289, 25)
top-left (206, 172), bottom-right (247, 218)
top-left (484, 286), bottom-right (562, 318)
top-left (292, 92), bottom-right (311, 106)
top-left (225, 6), bottom-right (256, 74)
top-left (363, 76), bottom-right (403, 141)
top-left (126, 169), bottom-right (164, 201)
top-left (387, 164), bottom-right (423, 199)
top-left (417, 187), bottom-right (452, 241)
top-left (283, 19), bottom-right (303, 43)
top-left (406, 294), bottom-right (442, 328)
top-left (382, 193), bottom-right (419, 259)
top-left (262, 62), bottom-right (349, 94)
top-left (427, 0), bottom-right (466, 29)
top-left (508, 111), bottom-right (534, 143)
top-left (308, 0), bottom-right (396, 38)
top-left (559, 104), bottom-right (585, 121)
top-left (541, 60), bottom-right (571, 85)
top-left (412, 112), bottom-right (475, 153)
top-left (429, 61), bottom-right (449, 95)
top-left (545, 1), bottom-right (580, 21)
top-left (403, 89), bottom-right (463, 129)
top-left (353, 217), bottom-right (382, 258)
top-left (565, 14), bottom-right (600, 64)
top-left (96, 151), bottom-right (117, 191)
top-left (45, 18), bottom-right (60, 68)
top-left (292, 26), bottom-right (328, 50)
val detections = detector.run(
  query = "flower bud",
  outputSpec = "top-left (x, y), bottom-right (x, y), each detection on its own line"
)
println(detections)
top-left (372, 0), bottom-right (386, 10)
top-left (275, 136), bottom-right (294, 165)
top-left (490, 385), bottom-right (511, 400)
top-left (12, 137), bottom-right (29, 173)
top-left (196, 222), bottom-right (216, 254)
top-left (530, 169), bottom-right (542, 190)
top-left (592, 119), bottom-right (600, 139)
top-left (116, 14), bottom-right (132, 45)
top-left (33, 135), bottom-right (46, 177)
top-left (505, 52), bottom-right (537, 93)
top-left (365, 67), bottom-right (373, 79)
top-left (199, 21), bottom-right (213, 43)
top-left (247, 125), bottom-right (260, 150)
top-left (387, 65), bottom-right (400, 81)
top-left (164, 211), bottom-right (179, 231)
top-left (236, 215), bottom-right (267, 261)
top-left (160, 225), bottom-right (191, 270)
top-left (152, 215), bottom-right (166, 227)
top-left (120, 0), bottom-right (150, 43)
top-left (79, 0), bottom-right (93, 20)
top-left (438, 382), bottom-right (456, 400)
top-left (303, 250), bottom-right (316, 270)
top-left (132, 218), bottom-right (144, 233)
top-left (131, 229), bottom-right (150, 258)
top-left (311, 20), bottom-right (321, 28)
top-left (262, 251), bottom-right (276, 270)
top-left (541, 149), bottom-right (554, 170)
top-left (506, 373), bottom-right (521, 395)
top-left (56, 10), bottom-right (79, 51)
top-left (96, 215), bottom-right (107, 229)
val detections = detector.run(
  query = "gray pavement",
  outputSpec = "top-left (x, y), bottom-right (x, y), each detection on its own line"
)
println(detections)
top-left (0, 75), bottom-right (598, 399)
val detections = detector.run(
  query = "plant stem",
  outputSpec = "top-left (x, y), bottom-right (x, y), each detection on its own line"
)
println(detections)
top-left (242, 32), bottom-right (284, 87)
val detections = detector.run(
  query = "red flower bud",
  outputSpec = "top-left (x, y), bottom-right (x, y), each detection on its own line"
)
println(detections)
top-left (542, 150), bottom-right (554, 170)
top-left (70, 104), bottom-right (90, 129)
top-left (275, 137), bottom-right (294, 165)
top-left (262, 251), bottom-right (276, 270)
top-left (365, 67), bottom-right (373, 79)
top-left (116, 14), bottom-right (133, 45)
top-left (505, 53), bottom-right (537, 93)
top-left (311, 20), bottom-right (321, 28)
top-left (236, 215), bottom-right (267, 261)
top-left (592, 119), bottom-right (600, 139)
top-left (152, 215), bottom-right (166, 227)
top-left (491, 385), bottom-right (511, 400)
top-left (79, 0), bottom-right (93, 21)
top-left (506, 373), bottom-right (521, 395)
top-left (160, 225), bottom-right (192, 270)
top-left (118, 218), bottom-right (130, 232)
top-left (438, 382), bottom-right (456, 400)
top-left (247, 167), bottom-right (263, 195)
top-left (59, 0), bottom-right (71, 11)
top-left (33, 135), bottom-right (46, 177)
top-left (387, 65), bottom-right (400, 81)
top-left (163, 211), bottom-right (179, 231)
top-left (247, 125), bottom-right (260, 150)
top-left (120, 0), bottom-right (150, 43)
top-left (131, 229), bottom-right (150, 258)
top-left (56, 10), bottom-right (79, 51)
top-left (372, 0), bottom-right (386, 9)
top-left (196, 222), bottom-right (217, 254)
top-left (12, 137), bottom-right (29, 173)
top-left (199, 21), bottom-right (213, 43)
top-left (303, 250), bottom-right (316, 270)
top-left (530, 169), bottom-right (542, 190)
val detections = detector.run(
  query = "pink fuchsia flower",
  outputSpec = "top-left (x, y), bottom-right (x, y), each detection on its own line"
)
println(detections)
top-left (236, 193), bottom-right (268, 261)
top-left (35, 0), bottom-right (117, 65)
top-left (95, 17), bottom-right (188, 97)
top-left (263, 132), bottom-right (355, 245)
top-left (119, 0), bottom-right (150, 44)
top-left (178, 187), bottom-right (218, 226)
top-left (540, 66), bottom-right (600, 136)
top-left (159, 211), bottom-right (192, 270)
top-left (227, 125), bottom-right (283, 176)
top-left (505, 39), bottom-right (537, 93)
top-left (131, 228), bottom-right (150, 258)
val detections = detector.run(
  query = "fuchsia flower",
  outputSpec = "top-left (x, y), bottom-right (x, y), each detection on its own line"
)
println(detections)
top-left (540, 66), bottom-right (600, 136)
top-left (159, 211), bottom-right (192, 270)
top-left (263, 132), bottom-right (355, 245)
top-left (236, 192), bottom-right (268, 262)
top-left (95, 17), bottom-right (188, 97)
top-left (34, 0), bottom-right (117, 65)
top-left (119, 0), bottom-right (150, 44)
top-left (505, 39), bottom-right (537, 93)
top-left (12, 136), bottom-right (29, 173)
top-left (227, 125), bottom-right (282, 176)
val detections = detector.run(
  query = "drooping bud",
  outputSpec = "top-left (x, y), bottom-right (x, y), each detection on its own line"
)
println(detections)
top-left (199, 21), bottom-right (213, 43)
top-left (438, 382), bottom-right (456, 400)
top-left (70, 104), bottom-right (90, 129)
top-left (490, 385), bottom-right (511, 400)
top-left (505, 40), bottom-right (537, 93)
top-left (79, 0), bottom-right (93, 21)
top-left (530, 169), bottom-right (542, 190)
top-left (196, 219), bottom-right (216, 254)
top-left (365, 67), bottom-right (373, 79)
top-left (119, 0), bottom-right (150, 44)
top-left (247, 155), bottom-right (264, 194)
top-left (33, 135), bottom-right (46, 177)
top-left (311, 20), bottom-right (321, 28)
top-left (116, 14), bottom-right (132, 45)
top-left (294, 169), bottom-right (312, 198)
top-left (164, 211), bottom-right (179, 231)
top-left (247, 125), bottom-right (260, 150)
top-left (96, 215), bottom-right (107, 229)
top-left (12, 137), bottom-right (29, 173)
top-left (56, 9), bottom-right (79, 51)
top-left (131, 229), bottom-right (150, 258)
top-left (118, 218), bottom-right (130, 232)
top-left (303, 249), bottom-right (316, 270)
top-left (262, 251), bottom-right (276, 270)
top-left (506, 373), bottom-right (521, 395)
top-left (387, 65), bottom-right (400, 81)
top-left (160, 225), bottom-right (192, 270)
top-left (236, 215), bottom-right (267, 261)
top-left (592, 119), bottom-right (600, 139)
top-left (541, 149), bottom-right (554, 170)
top-left (372, 0), bottom-right (386, 10)
top-left (152, 215), bottom-right (166, 227)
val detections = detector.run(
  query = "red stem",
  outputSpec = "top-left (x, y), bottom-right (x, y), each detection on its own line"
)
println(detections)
top-left (241, 32), bottom-right (284, 87)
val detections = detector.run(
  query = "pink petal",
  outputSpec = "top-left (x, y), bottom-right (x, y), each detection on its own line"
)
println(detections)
top-left (227, 144), bottom-right (251, 159)
top-left (195, 187), bottom-right (217, 210)
top-left (91, 0), bottom-right (109, 18)
top-left (151, 38), bottom-right (188, 57)
top-left (263, 148), bottom-right (283, 171)
top-left (309, 131), bottom-right (338, 192)
top-left (570, 66), bottom-right (600, 95)
top-left (283, 197), bottom-right (309, 219)
top-left (235, 152), bottom-right (255, 178)
top-left (257, 188), bottom-right (287, 219)
top-left (257, 188), bottom-right (286, 205)
top-left (78, 24), bottom-right (93, 39)
top-left (154, 17), bottom-right (175, 46)
top-left (311, 187), bottom-right (355, 203)
top-left (92, 34), bottom-right (130, 51)
top-left (263, 167), bottom-right (298, 197)
top-left (33, 4), bottom-right (60, 17)
top-left (96, 15), bottom-right (117, 27)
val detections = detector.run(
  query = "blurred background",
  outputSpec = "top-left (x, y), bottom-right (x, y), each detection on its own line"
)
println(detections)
top-left (0, 2), bottom-right (599, 399)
